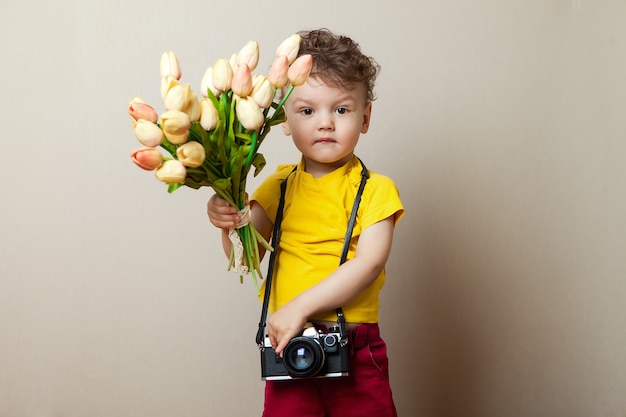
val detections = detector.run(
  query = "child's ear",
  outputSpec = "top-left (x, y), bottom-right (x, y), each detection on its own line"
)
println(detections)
top-left (361, 102), bottom-right (372, 134)
top-left (282, 121), bottom-right (291, 136)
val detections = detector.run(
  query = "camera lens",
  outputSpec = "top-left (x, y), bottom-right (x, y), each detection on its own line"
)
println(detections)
top-left (283, 337), bottom-right (325, 378)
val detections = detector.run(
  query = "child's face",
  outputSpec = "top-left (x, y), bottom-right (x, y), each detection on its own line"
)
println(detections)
top-left (282, 76), bottom-right (372, 176)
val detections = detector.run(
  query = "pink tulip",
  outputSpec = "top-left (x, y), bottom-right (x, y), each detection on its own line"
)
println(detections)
top-left (231, 64), bottom-right (253, 97)
top-left (131, 148), bottom-right (163, 170)
top-left (268, 55), bottom-right (289, 88)
top-left (128, 98), bottom-right (158, 123)
top-left (288, 54), bottom-right (313, 87)
top-left (155, 160), bottom-right (186, 184)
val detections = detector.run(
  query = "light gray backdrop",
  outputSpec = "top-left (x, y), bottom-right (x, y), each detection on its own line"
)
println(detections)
top-left (1, 1), bottom-right (625, 416)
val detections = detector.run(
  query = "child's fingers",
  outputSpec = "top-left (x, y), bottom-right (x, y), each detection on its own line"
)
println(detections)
top-left (207, 194), bottom-right (239, 228)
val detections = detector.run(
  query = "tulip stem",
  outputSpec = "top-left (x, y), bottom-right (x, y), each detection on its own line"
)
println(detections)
top-left (272, 85), bottom-right (295, 121)
top-left (243, 131), bottom-right (258, 168)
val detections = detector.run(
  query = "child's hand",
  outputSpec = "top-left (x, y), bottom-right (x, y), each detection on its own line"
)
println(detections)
top-left (206, 194), bottom-right (239, 229)
top-left (267, 303), bottom-right (308, 356)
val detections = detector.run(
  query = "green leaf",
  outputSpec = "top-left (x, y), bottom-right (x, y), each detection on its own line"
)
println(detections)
top-left (167, 182), bottom-right (183, 193)
top-left (234, 132), bottom-right (253, 145)
top-left (251, 153), bottom-right (266, 177)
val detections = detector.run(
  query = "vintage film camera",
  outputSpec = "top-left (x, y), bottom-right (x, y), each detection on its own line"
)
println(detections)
top-left (261, 325), bottom-right (349, 381)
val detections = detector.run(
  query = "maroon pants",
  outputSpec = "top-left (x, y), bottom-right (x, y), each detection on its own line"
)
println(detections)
top-left (262, 323), bottom-right (397, 417)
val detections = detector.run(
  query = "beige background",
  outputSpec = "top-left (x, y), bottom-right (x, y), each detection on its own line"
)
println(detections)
top-left (1, 1), bottom-right (625, 416)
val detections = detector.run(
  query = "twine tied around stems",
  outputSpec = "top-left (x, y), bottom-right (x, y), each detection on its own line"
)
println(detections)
top-left (228, 206), bottom-right (251, 274)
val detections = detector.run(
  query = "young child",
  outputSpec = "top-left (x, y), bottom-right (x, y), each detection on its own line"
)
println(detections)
top-left (207, 28), bottom-right (404, 417)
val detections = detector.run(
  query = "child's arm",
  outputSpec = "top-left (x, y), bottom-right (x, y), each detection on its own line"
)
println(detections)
top-left (206, 194), bottom-right (273, 258)
top-left (267, 215), bottom-right (396, 355)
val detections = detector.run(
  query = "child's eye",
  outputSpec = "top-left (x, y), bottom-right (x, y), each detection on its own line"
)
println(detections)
top-left (300, 108), bottom-right (313, 115)
top-left (336, 107), bottom-right (349, 115)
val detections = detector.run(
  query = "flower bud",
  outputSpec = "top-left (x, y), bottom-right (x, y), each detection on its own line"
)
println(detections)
top-left (268, 55), bottom-right (289, 88)
top-left (163, 83), bottom-right (201, 122)
top-left (288, 54), bottom-right (313, 87)
top-left (200, 66), bottom-right (220, 98)
top-left (176, 141), bottom-right (206, 168)
top-left (250, 75), bottom-right (275, 108)
top-left (276, 34), bottom-right (301, 64)
top-left (155, 159), bottom-right (186, 184)
top-left (163, 83), bottom-right (186, 111)
top-left (229, 52), bottom-right (238, 72)
top-left (200, 98), bottom-right (219, 131)
top-left (183, 87), bottom-right (201, 122)
top-left (160, 50), bottom-right (182, 80)
top-left (161, 75), bottom-right (178, 102)
top-left (212, 58), bottom-right (233, 92)
top-left (231, 64), bottom-right (253, 97)
top-left (131, 147), bottom-right (163, 170)
top-left (235, 97), bottom-right (264, 131)
top-left (128, 97), bottom-right (158, 123)
top-left (133, 119), bottom-right (163, 147)
top-left (236, 40), bottom-right (259, 72)
top-left (161, 110), bottom-right (190, 145)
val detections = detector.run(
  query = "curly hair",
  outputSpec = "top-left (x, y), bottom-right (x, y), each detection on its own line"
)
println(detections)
top-left (296, 28), bottom-right (380, 102)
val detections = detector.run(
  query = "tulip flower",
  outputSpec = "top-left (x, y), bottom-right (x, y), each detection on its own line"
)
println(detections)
top-left (275, 34), bottom-right (301, 64)
top-left (155, 159), bottom-right (186, 184)
top-left (287, 54), bottom-right (313, 87)
top-left (268, 55), bottom-right (289, 88)
top-left (231, 64), bottom-right (253, 97)
top-left (185, 88), bottom-right (201, 122)
top-left (160, 50), bottom-right (182, 80)
top-left (176, 141), bottom-right (206, 168)
top-left (250, 75), bottom-right (275, 108)
top-left (163, 82), bottom-right (186, 111)
top-left (236, 40), bottom-right (259, 72)
top-left (162, 82), bottom-right (201, 122)
top-left (229, 52), bottom-right (238, 72)
top-left (131, 147), bottom-right (163, 170)
top-left (161, 110), bottom-right (190, 145)
top-left (128, 97), bottom-right (158, 123)
top-left (200, 98), bottom-right (219, 130)
top-left (200, 66), bottom-right (220, 98)
top-left (235, 97), bottom-right (264, 131)
top-left (212, 58), bottom-right (233, 92)
top-left (133, 119), bottom-right (163, 147)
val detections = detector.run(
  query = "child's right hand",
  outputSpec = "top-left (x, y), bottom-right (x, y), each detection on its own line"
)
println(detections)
top-left (206, 194), bottom-right (240, 230)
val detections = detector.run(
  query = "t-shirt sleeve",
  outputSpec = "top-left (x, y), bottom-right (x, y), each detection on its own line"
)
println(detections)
top-left (360, 173), bottom-right (405, 229)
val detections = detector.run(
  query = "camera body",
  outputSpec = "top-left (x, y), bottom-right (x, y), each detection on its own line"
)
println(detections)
top-left (261, 326), bottom-right (349, 381)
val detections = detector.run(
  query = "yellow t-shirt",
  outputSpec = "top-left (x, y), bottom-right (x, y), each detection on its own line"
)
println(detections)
top-left (251, 156), bottom-right (404, 323)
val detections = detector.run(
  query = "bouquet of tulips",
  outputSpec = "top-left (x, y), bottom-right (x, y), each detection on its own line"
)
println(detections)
top-left (128, 34), bottom-right (312, 289)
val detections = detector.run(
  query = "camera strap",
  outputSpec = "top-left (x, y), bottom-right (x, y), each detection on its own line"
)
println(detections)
top-left (256, 158), bottom-right (370, 348)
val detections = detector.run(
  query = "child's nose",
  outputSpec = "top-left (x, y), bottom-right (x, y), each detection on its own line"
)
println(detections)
top-left (318, 112), bottom-right (334, 129)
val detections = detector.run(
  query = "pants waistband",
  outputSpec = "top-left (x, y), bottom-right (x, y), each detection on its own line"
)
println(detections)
top-left (349, 323), bottom-right (380, 350)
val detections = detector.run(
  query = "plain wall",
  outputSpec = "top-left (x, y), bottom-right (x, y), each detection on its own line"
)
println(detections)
top-left (1, 1), bottom-right (625, 416)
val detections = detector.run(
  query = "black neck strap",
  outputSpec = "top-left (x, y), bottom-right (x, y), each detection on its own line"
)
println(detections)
top-left (256, 159), bottom-right (370, 347)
